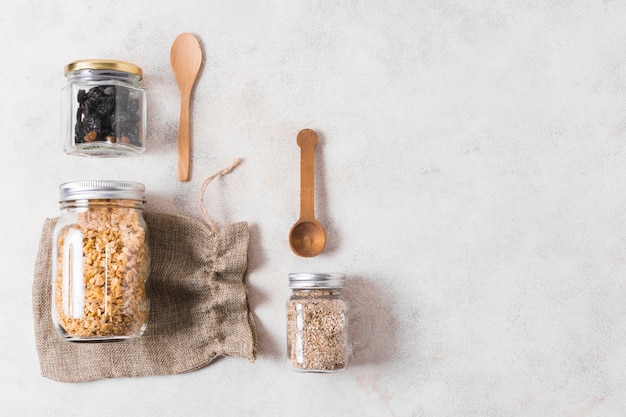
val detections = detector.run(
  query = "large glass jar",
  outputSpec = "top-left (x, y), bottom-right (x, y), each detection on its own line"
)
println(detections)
top-left (62, 59), bottom-right (147, 157)
top-left (51, 180), bottom-right (150, 342)
top-left (287, 273), bottom-right (360, 372)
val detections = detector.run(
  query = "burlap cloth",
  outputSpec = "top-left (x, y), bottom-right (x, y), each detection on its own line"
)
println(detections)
top-left (32, 163), bottom-right (256, 383)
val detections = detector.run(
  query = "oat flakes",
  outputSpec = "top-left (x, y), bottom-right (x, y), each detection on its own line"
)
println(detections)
top-left (287, 289), bottom-right (349, 371)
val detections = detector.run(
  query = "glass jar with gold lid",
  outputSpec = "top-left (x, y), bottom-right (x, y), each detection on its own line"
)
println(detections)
top-left (62, 59), bottom-right (147, 157)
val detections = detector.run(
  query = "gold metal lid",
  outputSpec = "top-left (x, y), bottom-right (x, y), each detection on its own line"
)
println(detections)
top-left (64, 59), bottom-right (143, 79)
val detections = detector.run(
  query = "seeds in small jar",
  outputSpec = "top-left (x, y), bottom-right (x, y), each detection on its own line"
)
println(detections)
top-left (54, 203), bottom-right (149, 339)
top-left (287, 290), bottom-right (348, 371)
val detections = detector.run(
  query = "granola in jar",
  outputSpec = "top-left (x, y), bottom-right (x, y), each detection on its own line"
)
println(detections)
top-left (51, 181), bottom-right (150, 342)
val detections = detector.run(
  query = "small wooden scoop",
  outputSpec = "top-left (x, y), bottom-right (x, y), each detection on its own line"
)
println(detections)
top-left (170, 33), bottom-right (202, 181)
top-left (289, 129), bottom-right (326, 257)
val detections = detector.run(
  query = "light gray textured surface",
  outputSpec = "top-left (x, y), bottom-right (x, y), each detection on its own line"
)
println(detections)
top-left (1, 1), bottom-right (626, 416)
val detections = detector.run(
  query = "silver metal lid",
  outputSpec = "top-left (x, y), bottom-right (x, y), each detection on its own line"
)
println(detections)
top-left (59, 180), bottom-right (146, 202)
top-left (288, 273), bottom-right (346, 289)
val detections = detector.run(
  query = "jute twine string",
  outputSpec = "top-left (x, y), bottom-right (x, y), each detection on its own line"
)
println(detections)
top-left (200, 158), bottom-right (243, 234)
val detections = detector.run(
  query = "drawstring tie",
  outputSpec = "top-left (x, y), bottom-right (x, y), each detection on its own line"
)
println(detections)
top-left (199, 158), bottom-right (243, 234)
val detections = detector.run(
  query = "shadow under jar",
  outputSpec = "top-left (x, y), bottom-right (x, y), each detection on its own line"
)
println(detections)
top-left (51, 180), bottom-right (150, 342)
top-left (62, 59), bottom-right (146, 157)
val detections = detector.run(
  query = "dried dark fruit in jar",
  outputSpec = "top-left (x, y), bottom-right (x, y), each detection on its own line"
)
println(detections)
top-left (74, 85), bottom-right (143, 147)
top-left (63, 59), bottom-right (146, 157)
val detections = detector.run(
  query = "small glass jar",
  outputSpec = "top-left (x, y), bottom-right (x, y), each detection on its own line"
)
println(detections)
top-left (287, 273), bottom-right (364, 372)
top-left (51, 180), bottom-right (150, 342)
top-left (62, 59), bottom-right (147, 157)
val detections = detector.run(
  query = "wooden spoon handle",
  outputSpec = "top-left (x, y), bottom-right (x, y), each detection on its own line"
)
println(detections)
top-left (297, 129), bottom-right (318, 221)
top-left (178, 92), bottom-right (191, 181)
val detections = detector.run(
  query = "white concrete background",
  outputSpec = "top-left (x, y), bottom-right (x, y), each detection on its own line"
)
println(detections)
top-left (1, 1), bottom-right (625, 416)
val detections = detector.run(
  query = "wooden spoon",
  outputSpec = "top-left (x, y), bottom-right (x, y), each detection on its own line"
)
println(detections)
top-left (170, 33), bottom-right (202, 181)
top-left (289, 129), bottom-right (326, 257)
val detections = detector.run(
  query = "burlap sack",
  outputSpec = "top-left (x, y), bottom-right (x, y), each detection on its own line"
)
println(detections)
top-left (32, 162), bottom-right (256, 383)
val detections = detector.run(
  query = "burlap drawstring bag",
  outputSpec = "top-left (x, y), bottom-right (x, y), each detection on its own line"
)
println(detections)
top-left (32, 159), bottom-right (256, 383)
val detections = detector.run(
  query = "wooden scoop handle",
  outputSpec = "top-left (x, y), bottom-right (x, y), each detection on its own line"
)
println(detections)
top-left (297, 129), bottom-right (318, 221)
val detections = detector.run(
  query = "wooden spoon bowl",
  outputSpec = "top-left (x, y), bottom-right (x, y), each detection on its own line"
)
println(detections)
top-left (289, 221), bottom-right (326, 257)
